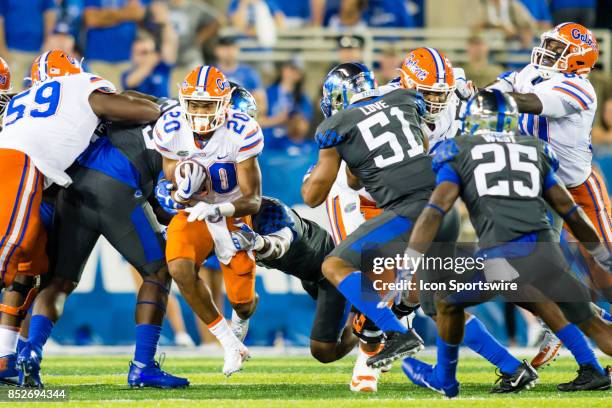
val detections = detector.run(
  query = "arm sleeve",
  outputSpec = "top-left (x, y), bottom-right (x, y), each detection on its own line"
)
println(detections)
top-left (236, 123), bottom-right (264, 162)
top-left (87, 75), bottom-right (117, 94)
top-left (486, 71), bottom-right (516, 92)
top-left (536, 81), bottom-right (594, 118)
top-left (435, 162), bottom-right (461, 186)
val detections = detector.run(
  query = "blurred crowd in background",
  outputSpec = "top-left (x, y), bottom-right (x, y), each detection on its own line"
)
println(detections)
top-left (1, 0), bottom-right (612, 347)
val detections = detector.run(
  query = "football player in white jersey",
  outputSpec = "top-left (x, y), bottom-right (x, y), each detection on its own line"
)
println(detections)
top-left (153, 65), bottom-right (263, 376)
top-left (0, 50), bottom-right (160, 386)
top-left (488, 22), bottom-right (612, 367)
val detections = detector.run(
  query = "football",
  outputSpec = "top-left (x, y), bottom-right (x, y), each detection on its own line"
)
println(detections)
top-left (175, 159), bottom-right (209, 199)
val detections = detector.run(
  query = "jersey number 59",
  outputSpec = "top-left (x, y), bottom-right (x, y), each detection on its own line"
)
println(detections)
top-left (4, 82), bottom-right (61, 127)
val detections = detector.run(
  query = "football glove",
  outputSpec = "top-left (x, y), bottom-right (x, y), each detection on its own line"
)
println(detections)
top-left (155, 178), bottom-right (184, 214)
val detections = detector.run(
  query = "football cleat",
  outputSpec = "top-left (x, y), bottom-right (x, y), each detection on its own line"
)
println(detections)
top-left (223, 344), bottom-right (250, 377)
top-left (128, 356), bottom-right (189, 389)
top-left (366, 330), bottom-right (424, 369)
top-left (531, 327), bottom-right (562, 369)
top-left (16, 345), bottom-right (43, 388)
top-left (0, 354), bottom-right (19, 386)
top-left (402, 357), bottom-right (460, 398)
top-left (490, 360), bottom-right (539, 393)
top-left (350, 348), bottom-right (381, 392)
top-left (557, 365), bottom-right (611, 391)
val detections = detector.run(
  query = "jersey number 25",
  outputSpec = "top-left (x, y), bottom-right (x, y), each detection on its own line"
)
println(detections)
top-left (472, 143), bottom-right (540, 198)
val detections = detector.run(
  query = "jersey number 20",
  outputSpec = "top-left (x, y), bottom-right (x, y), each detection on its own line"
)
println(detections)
top-left (357, 107), bottom-right (424, 169)
top-left (4, 82), bottom-right (61, 127)
top-left (471, 144), bottom-right (539, 197)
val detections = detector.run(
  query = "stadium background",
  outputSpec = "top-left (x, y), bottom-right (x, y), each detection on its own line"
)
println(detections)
top-left (2, 0), bottom-right (612, 348)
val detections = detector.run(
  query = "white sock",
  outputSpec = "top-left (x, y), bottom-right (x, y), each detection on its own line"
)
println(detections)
top-left (208, 317), bottom-right (240, 350)
top-left (231, 310), bottom-right (248, 326)
top-left (0, 326), bottom-right (19, 356)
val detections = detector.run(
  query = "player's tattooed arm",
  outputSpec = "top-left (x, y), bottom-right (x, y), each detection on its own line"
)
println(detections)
top-left (301, 148), bottom-right (341, 207)
top-left (506, 92), bottom-right (544, 115)
top-left (544, 184), bottom-right (601, 247)
top-left (89, 91), bottom-right (160, 124)
top-left (232, 156), bottom-right (263, 217)
top-left (407, 182), bottom-right (460, 255)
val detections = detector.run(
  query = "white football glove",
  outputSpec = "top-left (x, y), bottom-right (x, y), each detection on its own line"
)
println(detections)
top-left (453, 68), bottom-right (476, 101)
top-left (185, 202), bottom-right (222, 223)
top-left (231, 224), bottom-right (265, 252)
top-left (174, 161), bottom-right (206, 203)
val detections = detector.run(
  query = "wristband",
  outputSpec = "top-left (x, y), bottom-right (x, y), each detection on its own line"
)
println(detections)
top-left (561, 204), bottom-right (579, 220)
top-left (217, 203), bottom-right (235, 217)
top-left (426, 203), bottom-right (446, 216)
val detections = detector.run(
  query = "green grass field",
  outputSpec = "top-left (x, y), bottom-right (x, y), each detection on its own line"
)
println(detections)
top-left (4, 354), bottom-right (611, 407)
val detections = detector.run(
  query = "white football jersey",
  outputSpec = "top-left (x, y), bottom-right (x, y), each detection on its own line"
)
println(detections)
top-left (421, 95), bottom-right (462, 156)
top-left (489, 64), bottom-right (596, 187)
top-left (153, 106), bottom-right (264, 205)
top-left (330, 161), bottom-right (374, 202)
top-left (0, 73), bottom-right (116, 187)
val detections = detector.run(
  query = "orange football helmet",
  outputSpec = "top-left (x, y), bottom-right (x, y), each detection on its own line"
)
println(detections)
top-left (531, 22), bottom-right (599, 78)
top-left (179, 65), bottom-right (232, 134)
top-left (30, 49), bottom-right (82, 84)
top-left (399, 47), bottom-right (455, 123)
top-left (0, 57), bottom-right (11, 116)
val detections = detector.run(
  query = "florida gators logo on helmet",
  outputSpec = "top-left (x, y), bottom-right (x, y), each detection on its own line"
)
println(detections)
top-left (0, 57), bottom-right (11, 116)
top-left (531, 22), bottom-right (599, 78)
top-left (399, 47), bottom-right (455, 123)
top-left (0, 56), bottom-right (11, 92)
top-left (178, 65), bottom-right (232, 134)
top-left (30, 49), bottom-right (82, 84)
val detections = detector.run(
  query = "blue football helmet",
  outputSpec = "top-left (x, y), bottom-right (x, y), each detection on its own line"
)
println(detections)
top-left (320, 62), bottom-right (377, 118)
top-left (462, 89), bottom-right (518, 136)
top-left (229, 81), bottom-right (258, 119)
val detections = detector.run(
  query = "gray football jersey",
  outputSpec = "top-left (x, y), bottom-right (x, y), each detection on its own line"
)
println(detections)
top-left (315, 89), bottom-right (435, 209)
top-left (433, 134), bottom-right (559, 244)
